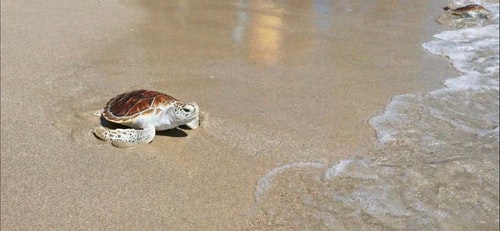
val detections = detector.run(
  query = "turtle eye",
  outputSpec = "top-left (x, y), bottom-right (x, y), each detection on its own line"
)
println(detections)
top-left (180, 104), bottom-right (196, 114)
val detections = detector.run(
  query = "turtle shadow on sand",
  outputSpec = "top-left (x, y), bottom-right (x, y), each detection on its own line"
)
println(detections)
top-left (98, 116), bottom-right (189, 138)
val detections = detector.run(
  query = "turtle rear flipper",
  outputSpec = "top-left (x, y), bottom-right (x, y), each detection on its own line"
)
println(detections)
top-left (93, 126), bottom-right (155, 148)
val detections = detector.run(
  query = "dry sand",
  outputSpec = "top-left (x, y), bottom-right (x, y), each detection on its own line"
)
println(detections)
top-left (1, 0), bottom-right (456, 229)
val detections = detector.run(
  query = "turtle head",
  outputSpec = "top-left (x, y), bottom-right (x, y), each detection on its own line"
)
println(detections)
top-left (173, 102), bottom-right (199, 124)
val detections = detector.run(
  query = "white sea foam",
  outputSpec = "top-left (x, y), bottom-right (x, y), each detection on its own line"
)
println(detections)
top-left (253, 162), bottom-right (326, 204)
top-left (251, 1), bottom-right (499, 229)
top-left (324, 159), bottom-right (353, 180)
top-left (423, 24), bottom-right (499, 77)
top-left (370, 4), bottom-right (500, 141)
top-left (442, 74), bottom-right (498, 91)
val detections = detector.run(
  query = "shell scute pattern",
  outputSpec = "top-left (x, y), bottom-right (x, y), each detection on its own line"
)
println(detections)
top-left (103, 90), bottom-right (177, 122)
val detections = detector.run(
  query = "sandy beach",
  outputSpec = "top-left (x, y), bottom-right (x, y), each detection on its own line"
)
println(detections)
top-left (2, 0), bottom-right (457, 229)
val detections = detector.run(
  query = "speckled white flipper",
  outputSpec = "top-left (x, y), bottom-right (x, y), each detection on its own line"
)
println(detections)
top-left (93, 127), bottom-right (156, 148)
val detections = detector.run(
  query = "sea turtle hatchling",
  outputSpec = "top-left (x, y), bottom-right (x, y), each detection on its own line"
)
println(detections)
top-left (93, 90), bottom-right (199, 148)
top-left (443, 4), bottom-right (491, 19)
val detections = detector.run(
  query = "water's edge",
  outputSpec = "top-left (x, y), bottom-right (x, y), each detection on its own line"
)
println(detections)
top-left (248, 1), bottom-right (499, 230)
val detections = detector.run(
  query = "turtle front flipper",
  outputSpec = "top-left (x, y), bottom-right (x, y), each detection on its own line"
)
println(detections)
top-left (93, 126), bottom-right (156, 148)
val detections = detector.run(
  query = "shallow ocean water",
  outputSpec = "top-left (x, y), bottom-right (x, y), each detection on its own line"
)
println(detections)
top-left (249, 1), bottom-right (499, 230)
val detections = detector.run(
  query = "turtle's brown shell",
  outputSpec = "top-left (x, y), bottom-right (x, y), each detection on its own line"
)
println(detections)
top-left (102, 90), bottom-right (177, 123)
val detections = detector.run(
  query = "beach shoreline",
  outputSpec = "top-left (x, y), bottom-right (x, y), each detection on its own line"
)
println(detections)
top-left (2, 0), bottom-right (458, 229)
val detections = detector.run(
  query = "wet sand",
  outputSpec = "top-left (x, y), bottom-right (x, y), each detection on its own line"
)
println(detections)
top-left (1, 0), bottom-right (456, 229)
